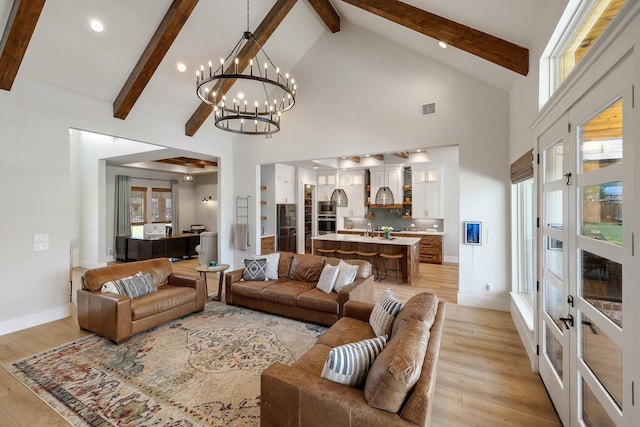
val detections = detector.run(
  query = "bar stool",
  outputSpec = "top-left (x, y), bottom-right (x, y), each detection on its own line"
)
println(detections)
top-left (378, 252), bottom-right (404, 284)
top-left (316, 248), bottom-right (336, 257)
top-left (336, 249), bottom-right (356, 260)
top-left (355, 250), bottom-right (378, 280)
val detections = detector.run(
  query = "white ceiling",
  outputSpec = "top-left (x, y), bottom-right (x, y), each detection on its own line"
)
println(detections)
top-left (1, 0), bottom-right (553, 169)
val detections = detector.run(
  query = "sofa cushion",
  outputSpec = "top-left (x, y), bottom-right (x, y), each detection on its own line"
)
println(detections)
top-left (277, 252), bottom-right (295, 279)
top-left (242, 258), bottom-right (267, 281)
top-left (292, 343), bottom-right (332, 377)
top-left (231, 280), bottom-right (275, 299)
top-left (82, 258), bottom-right (172, 291)
top-left (391, 292), bottom-right (439, 338)
top-left (316, 263), bottom-right (339, 293)
top-left (297, 289), bottom-right (339, 315)
top-left (289, 254), bottom-right (326, 282)
top-left (333, 260), bottom-right (359, 291)
top-left (248, 252), bottom-right (280, 279)
top-left (364, 319), bottom-right (430, 413)
top-left (101, 272), bottom-right (157, 299)
top-left (130, 285), bottom-right (196, 321)
top-left (261, 281), bottom-right (316, 306)
top-left (369, 289), bottom-right (403, 337)
top-left (321, 336), bottom-right (387, 387)
top-left (317, 316), bottom-right (376, 348)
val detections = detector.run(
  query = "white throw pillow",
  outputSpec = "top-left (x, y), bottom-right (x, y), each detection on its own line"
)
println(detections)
top-left (369, 288), bottom-right (403, 337)
top-left (249, 252), bottom-right (280, 279)
top-left (333, 260), bottom-right (358, 291)
top-left (316, 263), bottom-right (339, 293)
top-left (321, 336), bottom-right (387, 387)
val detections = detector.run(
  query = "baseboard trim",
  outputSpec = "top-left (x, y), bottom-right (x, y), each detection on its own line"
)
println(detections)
top-left (0, 304), bottom-right (71, 336)
top-left (457, 291), bottom-right (510, 311)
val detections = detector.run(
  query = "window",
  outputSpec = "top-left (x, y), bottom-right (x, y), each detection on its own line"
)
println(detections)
top-left (511, 150), bottom-right (535, 305)
top-left (541, 0), bottom-right (627, 104)
top-left (151, 188), bottom-right (172, 223)
top-left (131, 186), bottom-right (147, 225)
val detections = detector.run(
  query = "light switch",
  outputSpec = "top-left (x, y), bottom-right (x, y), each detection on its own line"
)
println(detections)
top-left (33, 234), bottom-right (49, 251)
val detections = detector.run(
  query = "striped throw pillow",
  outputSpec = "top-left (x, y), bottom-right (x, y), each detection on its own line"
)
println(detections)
top-left (321, 336), bottom-right (387, 387)
top-left (101, 272), bottom-right (156, 299)
top-left (369, 289), bottom-right (403, 337)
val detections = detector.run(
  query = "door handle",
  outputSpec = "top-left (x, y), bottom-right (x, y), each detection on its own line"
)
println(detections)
top-left (559, 314), bottom-right (574, 330)
top-left (582, 320), bottom-right (598, 334)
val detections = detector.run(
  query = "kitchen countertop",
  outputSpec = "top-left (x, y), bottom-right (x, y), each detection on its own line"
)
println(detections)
top-left (312, 233), bottom-right (421, 246)
top-left (338, 228), bottom-right (444, 236)
top-left (260, 234), bottom-right (276, 238)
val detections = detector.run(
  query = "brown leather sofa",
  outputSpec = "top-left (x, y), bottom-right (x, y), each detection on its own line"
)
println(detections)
top-left (261, 292), bottom-right (446, 426)
top-left (224, 252), bottom-right (374, 326)
top-left (77, 258), bottom-right (206, 344)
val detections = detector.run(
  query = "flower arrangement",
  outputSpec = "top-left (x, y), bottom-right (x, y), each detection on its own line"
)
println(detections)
top-left (381, 226), bottom-right (393, 239)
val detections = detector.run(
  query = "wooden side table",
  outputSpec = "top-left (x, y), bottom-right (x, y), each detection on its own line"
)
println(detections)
top-left (195, 264), bottom-right (230, 301)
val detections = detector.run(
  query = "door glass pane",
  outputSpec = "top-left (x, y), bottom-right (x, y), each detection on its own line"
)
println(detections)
top-left (545, 324), bottom-right (564, 380)
top-left (581, 250), bottom-right (622, 327)
top-left (582, 377), bottom-right (616, 427)
top-left (581, 313), bottom-right (622, 409)
top-left (545, 190), bottom-right (563, 229)
top-left (545, 140), bottom-right (564, 182)
top-left (544, 280), bottom-right (564, 330)
top-left (580, 182), bottom-right (622, 245)
top-left (579, 99), bottom-right (623, 173)
top-left (545, 236), bottom-right (564, 280)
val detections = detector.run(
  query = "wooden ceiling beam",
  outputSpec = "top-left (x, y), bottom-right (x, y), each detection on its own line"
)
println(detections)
top-left (307, 0), bottom-right (340, 33)
top-left (155, 157), bottom-right (218, 168)
top-left (346, 156), bottom-right (360, 163)
top-left (371, 154), bottom-right (384, 161)
top-left (0, 0), bottom-right (46, 91)
top-left (396, 151), bottom-right (410, 159)
top-left (342, 0), bottom-right (529, 76)
top-left (113, 0), bottom-right (199, 120)
top-left (185, 0), bottom-right (298, 136)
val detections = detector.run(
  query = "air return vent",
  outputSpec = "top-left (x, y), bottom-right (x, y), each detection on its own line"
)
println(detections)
top-left (420, 102), bottom-right (436, 116)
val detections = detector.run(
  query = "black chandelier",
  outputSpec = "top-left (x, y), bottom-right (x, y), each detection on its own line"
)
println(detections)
top-left (195, 1), bottom-right (297, 135)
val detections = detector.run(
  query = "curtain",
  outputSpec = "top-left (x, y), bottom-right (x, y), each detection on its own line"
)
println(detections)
top-left (171, 179), bottom-right (179, 233)
top-left (114, 175), bottom-right (131, 237)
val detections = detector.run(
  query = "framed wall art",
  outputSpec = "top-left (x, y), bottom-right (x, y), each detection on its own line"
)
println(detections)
top-left (464, 221), bottom-right (482, 245)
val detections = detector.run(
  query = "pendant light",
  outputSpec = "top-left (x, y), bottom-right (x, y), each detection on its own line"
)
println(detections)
top-left (375, 154), bottom-right (394, 205)
top-left (330, 160), bottom-right (348, 207)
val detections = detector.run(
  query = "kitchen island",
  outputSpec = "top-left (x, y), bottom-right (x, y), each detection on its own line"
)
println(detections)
top-left (312, 233), bottom-right (420, 285)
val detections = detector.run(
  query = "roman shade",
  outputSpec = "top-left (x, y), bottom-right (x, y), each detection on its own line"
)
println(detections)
top-left (510, 149), bottom-right (534, 184)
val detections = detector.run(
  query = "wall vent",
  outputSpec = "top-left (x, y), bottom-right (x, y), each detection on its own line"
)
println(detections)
top-left (420, 102), bottom-right (436, 116)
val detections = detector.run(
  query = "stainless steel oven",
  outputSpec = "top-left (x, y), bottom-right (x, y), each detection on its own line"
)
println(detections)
top-left (318, 201), bottom-right (336, 216)
top-left (318, 214), bottom-right (336, 235)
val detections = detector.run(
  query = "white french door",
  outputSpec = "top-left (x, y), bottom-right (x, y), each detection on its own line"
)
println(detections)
top-left (538, 59), bottom-right (634, 426)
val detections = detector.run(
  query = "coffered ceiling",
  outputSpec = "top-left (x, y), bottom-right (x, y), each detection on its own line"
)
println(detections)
top-left (1, 0), bottom-right (552, 168)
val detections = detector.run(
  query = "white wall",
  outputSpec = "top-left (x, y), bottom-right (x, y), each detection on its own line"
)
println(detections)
top-left (0, 77), bottom-right (233, 335)
top-left (231, 22), bottom-right (511, 310)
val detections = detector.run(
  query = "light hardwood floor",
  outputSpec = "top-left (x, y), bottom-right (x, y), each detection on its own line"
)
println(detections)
top-left (0, 259), bottom-right (560, 426)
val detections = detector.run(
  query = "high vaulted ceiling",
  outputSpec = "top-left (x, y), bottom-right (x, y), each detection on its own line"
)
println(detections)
top-left (1, 0), bottom-right (551, 148)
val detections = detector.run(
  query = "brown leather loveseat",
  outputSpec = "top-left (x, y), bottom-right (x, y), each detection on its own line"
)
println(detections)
top-left (261, 292), bottom-right (445, 426)
top-left (225, 252), bottom-right (374, 326)
top-left (77, 258), bottom-right (206, 344)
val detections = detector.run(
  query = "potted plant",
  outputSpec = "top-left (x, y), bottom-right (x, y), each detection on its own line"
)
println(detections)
top-left (381, 226), bottom-right (393, 239)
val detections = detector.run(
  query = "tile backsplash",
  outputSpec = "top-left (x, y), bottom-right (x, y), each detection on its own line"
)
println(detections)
top-left (345, 210), bottom-right (443, 232)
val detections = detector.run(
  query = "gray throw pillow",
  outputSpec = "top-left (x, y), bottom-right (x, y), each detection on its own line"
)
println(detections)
top-left (101, 272), bottom-right (156, 299)
top-left (242, 258), bottom-right (267, 281)
top-left (321, 336), bottom-right (387, 387)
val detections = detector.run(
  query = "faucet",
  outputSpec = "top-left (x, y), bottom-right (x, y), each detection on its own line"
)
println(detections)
top-left (366, 222), bottom-right (372, 237)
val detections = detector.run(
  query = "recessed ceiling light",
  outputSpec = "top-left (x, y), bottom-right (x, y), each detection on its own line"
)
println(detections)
top-left (438, 41), bottom-right (447, 49)
top-left (177, 63), bottom-right (187, 72)
top-left (237, 92), bottom-right (245, 100)
top-left (90, 19), bottom-right (104, 32)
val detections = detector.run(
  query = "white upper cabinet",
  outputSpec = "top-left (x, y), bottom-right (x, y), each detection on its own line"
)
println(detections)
top-left (338, 170), bottom-right (365, 217)
top-left (317, 172), bottom-right (337, 202)
top-left (370, 166), bottom-right (403, 205)
top-left (275, 164), bottom-right (295, 204)
top-left (411, 166), bottom-right (442, 218)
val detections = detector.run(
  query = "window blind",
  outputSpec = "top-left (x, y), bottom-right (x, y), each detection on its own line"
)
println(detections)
top-left (510, 149), bottom-right (534, 184)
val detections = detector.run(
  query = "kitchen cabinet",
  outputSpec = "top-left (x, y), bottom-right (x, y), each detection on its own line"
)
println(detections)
top-left (338, 170), bottom-right (365, 217)
top-left (317, 172), bottom-right (337, 202)
top-left (411, 166), bottom-right (442, 218)
top-left (275, 164), bottom-right (295, 204)
top-left (393, 233), bottom-right (443, 264)
top-left (369, 166), bottom-right (403, 206)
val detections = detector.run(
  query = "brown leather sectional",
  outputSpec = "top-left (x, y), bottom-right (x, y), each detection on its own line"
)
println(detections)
top-left (224, 252), bottom-right (374, 326)
top-left (261, 293), bottom-right (445, 426)
top-left (77, 258), bottom-right (206, 344)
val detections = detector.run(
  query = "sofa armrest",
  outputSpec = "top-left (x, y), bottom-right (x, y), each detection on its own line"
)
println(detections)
top-left (261, 362), bottom-right (415, 427)
top-left (168, 273), bottom-right (206, 311)
top-left (343, 299), bottom-right (375, 322)
top-left (76, 289), bottom-right (132, 344)
top-left (336, 275), bottom-right (374, 317)
top-left (224, 268), bottom-right (245, 304)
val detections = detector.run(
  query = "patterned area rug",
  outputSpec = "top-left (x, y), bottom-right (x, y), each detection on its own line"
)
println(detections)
top-left (6, 302), bottom-right (326, 426)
